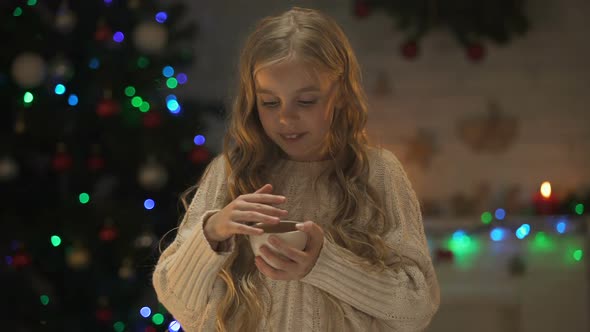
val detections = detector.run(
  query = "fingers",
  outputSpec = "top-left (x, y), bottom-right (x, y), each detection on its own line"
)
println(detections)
top-left (267, 236), bottom-right (307, 264)
top-left (230, 222), bottom-right (264, 236)
top-left (296, 221), bottom-right (324, 252)
top-left (255, 183), bottom-right (273, 194)
top-left (242, 193), bottom-right (286, 205)
top-left (232, 210), bottom-right (281, 225)
top-left (236, 201), bottom-right (288, 219)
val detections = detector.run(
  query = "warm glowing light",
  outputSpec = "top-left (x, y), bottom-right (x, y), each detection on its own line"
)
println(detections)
top-left (540, 181), bottom-right (551, 198)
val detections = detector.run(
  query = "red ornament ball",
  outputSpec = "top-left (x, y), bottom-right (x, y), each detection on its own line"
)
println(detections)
top-left (467, 43), bottom-right (485, 62)
top-left (95, 25), bottom-right (112, 42)
top-left (190, 146), bottom-right (210, 164)
top-left (354, 0), bottom-right (371, 18)
top-left (95, 308), bottom-right (113, 322)
top-left (96, 99), bottom-right (120, 117)
top-left (401, 41), bottom-right (419, 60)
top-left (87, 156), bottom-right (105, 171)
top-left (52, 152), bottom-right (73, 172)
top-left (143, 111), bottom-right (162, 128)
top-left (99, 225), bottom-right (118, 242)
top-left (12, 251), bottom-right (32, 268)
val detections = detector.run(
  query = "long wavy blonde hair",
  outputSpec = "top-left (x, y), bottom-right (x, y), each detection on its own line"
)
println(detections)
top-left (179, 7), bottom-right (395, 331)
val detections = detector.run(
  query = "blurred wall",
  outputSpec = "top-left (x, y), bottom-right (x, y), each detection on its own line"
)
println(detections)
top-left (180, 0), bottom-right (590, 205)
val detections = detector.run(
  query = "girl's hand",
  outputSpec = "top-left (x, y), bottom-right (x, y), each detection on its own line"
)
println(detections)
top-left (255, 220), bottom-right (324, 280)
top-left (204, 184), bottom-right (288, 243)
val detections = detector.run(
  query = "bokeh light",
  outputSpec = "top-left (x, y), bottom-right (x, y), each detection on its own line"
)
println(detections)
top-left (79, 192), bottom-right (90, 204)
top-left (113, 31), bottom-right (125, 43)
top-left (144, 199), bottom-right (155, 210)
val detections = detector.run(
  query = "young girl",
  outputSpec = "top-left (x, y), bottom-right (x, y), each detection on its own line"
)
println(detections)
top-left (153, 7), bottom-right (439, 331)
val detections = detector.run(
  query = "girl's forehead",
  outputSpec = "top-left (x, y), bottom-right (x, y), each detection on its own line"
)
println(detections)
top-left (254, 61), bottom-right (333, 91)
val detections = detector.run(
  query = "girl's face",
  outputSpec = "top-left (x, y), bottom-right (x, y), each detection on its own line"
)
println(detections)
top-left (255, 60), bottom-right (340, 162)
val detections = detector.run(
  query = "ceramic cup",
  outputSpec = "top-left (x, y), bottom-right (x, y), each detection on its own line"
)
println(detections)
top-left (248, 220), bottom-right (308, 269)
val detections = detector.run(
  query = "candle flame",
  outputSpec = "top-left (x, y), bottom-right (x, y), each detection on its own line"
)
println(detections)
top-left (540, 181), bottom-right (551, 198)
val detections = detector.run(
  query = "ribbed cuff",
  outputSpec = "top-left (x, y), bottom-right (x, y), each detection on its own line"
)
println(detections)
top-left (166, 210), bottom-right (235, 309)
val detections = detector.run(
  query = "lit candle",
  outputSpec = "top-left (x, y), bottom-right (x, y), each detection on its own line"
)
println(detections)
top-left (533, 181), bottom-right (558, 215)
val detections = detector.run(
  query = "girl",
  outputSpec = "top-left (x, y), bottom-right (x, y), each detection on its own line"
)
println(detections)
top-left (153, 7), bottom-right (439, 331)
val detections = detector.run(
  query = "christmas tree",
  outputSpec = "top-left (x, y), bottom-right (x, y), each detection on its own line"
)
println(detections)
top-left (1, 1), bottom-right (222, 331)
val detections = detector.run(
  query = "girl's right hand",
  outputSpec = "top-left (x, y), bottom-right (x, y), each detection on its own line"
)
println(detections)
top-left (203, 184), bottom-right (288, 243)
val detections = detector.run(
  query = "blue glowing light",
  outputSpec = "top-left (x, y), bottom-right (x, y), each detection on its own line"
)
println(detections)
top-left (162, 66), bottom-right (174, 78)
top-left (169, 321), bottom-right (181, 332)
top-left (144, 199), bottom-right (155, 210)
top-left (68, 94), bottom-right (79, 106)
top-left (490, 228), bottom-right (505, 242)
top-left (54, 84), bottom-right (66, 95)
top-left (155, 12), bottom-right (168, 23)
top-left (494, 208), bottom-right (506, 220)
top-left (556, 220), bottom-right (567, 234)
top-left (194, 135), bottom-right (206, 146)
top-left (113, 31), bottom-right (125, 43)
top-left (139, 306), bottom-right (151, 318)
top-left (515, 224), bottom-right (531, 240)
top-left (177, 73), bottom-right (188, 84)
top-left (89, 58), bottom-right (100, 69)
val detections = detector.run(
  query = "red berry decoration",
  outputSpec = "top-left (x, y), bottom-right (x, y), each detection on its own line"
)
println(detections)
top-left (354, 0), bottom-right (371, 18)
top-left (401, 40), bottom-right (419, 60)
top-left (96, 98), bottom-right (120, 117)
top-left (467, 43), bottom-right (485, 62)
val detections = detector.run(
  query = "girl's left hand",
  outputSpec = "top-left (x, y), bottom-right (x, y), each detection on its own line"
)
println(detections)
top-left (255, 220), bottom-right (324, 280)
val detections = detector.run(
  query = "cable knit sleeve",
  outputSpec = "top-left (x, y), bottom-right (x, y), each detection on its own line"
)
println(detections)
top-left (152, 155), bottom-right (234, 330)
top-left (301, 148), bottom-right (440, 331)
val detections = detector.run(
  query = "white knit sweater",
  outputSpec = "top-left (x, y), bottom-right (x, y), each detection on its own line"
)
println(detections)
top-left (152, 147), bottom-right (439, 331)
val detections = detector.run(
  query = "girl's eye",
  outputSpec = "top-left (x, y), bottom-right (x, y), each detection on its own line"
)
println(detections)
top-left (299, 100), bottom-right (317, 106)
top-left (262, 101), bottom-right (279, 108)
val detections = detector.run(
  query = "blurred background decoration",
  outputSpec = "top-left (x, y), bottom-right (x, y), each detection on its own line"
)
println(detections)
top-left (353, 0), bottom-right (529, 61)
top-left (1, 0), bottom-right (223, 330)
top-left (1, 0), bottom-right (589, 331)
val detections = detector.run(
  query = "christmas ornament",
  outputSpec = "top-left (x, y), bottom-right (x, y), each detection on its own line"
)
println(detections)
top-left (133, 21), bottom-right (168, 54)
top-left (400, 40), bottom-right (419, 60)
top-left (52, 143), bottom-right (73, 172)
top-left (99, 219), bottom-right (118, 242)
top-left (466, 43), bottom-right (485, 62)
top-left (138, 156), bottom-right (168, 191)
top-left (49, 55), bottom-right (75, 81)
top-left (55, 1), bottom-right (77, 33)
top-left (143, 111), bottom-right (163, 128)
top-left (87, 145), bottom-right (105, 171)
top-left (95, 297), bottom-right (113, 323)
top-left (14, 111), bottom-right (26, 134)
top-left (95, 20), bottom-right (112, 42)
top-left (134, 228), bottom-right (157, 248)
top-left (66, 244), bottom-right (90, 269)
top-left (128, 0), bottom-right (140, 9)
top-left (11, 52), bottom-right (46, 88)
top-left (434, 249), bottom-right (454, 263)
top-left (118, 258), bottom-right (136, 280)
top-left (96, 98), bottom-right (120, 117)
top-left (0, 156), bottom-right (19, 181)
top-left (190, 146), bottom-right (211, 164)
top-left (12, 250), bottom-right (32, 269)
